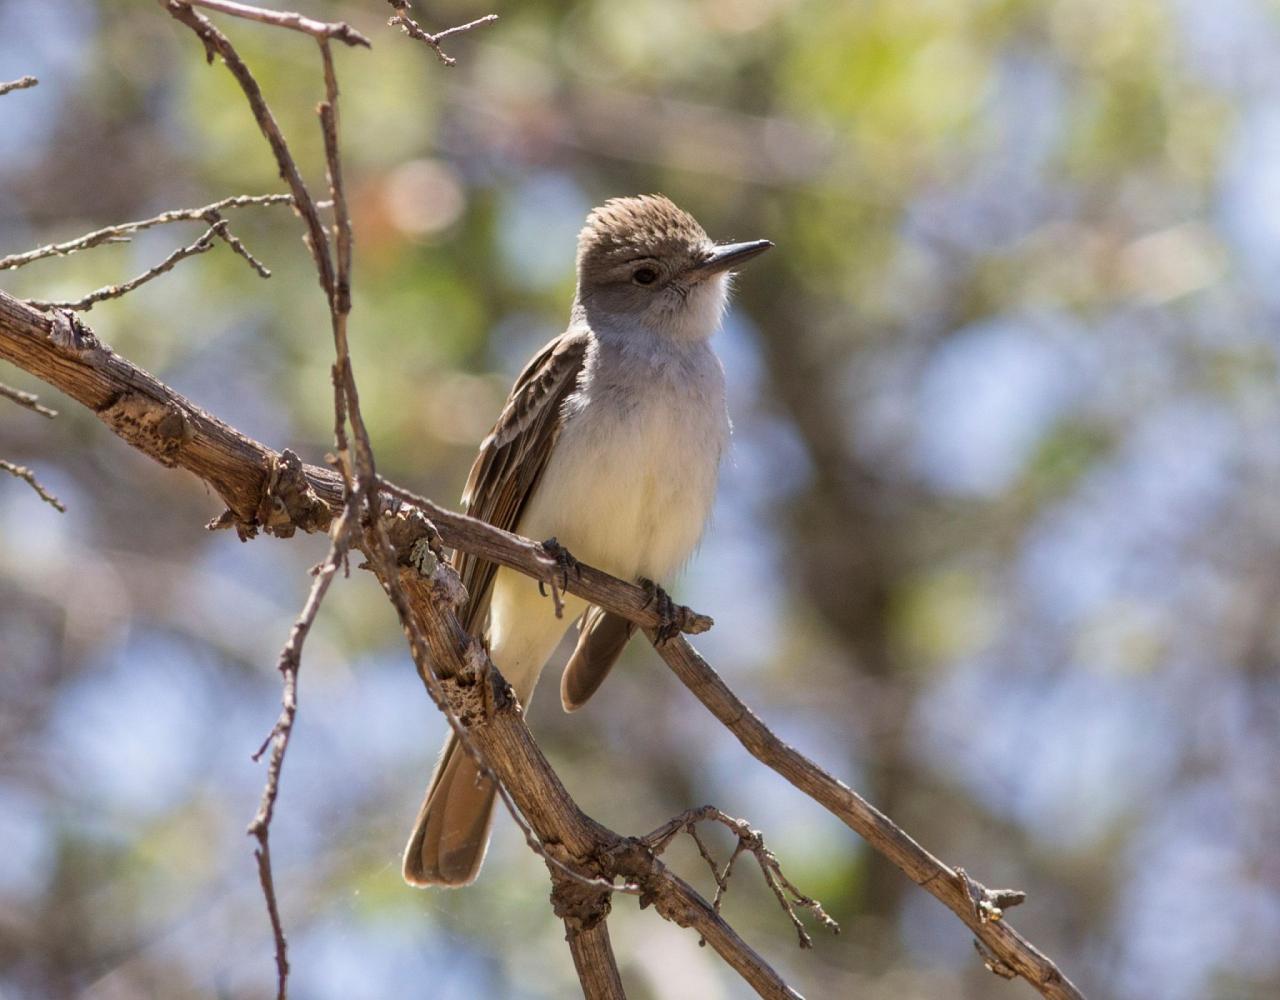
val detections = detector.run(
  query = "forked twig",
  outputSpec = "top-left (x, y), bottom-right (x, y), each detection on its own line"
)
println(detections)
top-left (385, 1), bottom-right (497, 66)
top-left (0, 193), bottom-right (293, 272)
top-left (26, 218), bottom-right (267, 311)
top-left (644, 806), bottom-right (840, 949)
top-left (186, 0), bottom-right (369, 46)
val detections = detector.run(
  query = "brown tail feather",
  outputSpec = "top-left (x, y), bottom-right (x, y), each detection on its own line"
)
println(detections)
top-left (402, 733), bottom-right (497, 887)
top-left (560, 606), bottom-right (637, 712)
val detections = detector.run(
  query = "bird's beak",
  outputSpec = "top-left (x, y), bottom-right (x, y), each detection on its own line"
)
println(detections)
top-left (692, 239), bottom-right (773, 276)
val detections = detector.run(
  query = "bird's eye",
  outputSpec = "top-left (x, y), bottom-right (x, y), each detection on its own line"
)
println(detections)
top-left (632, 267), bottom-right (659, 286)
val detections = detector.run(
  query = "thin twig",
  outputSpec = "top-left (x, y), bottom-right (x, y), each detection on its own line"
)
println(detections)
top-left (317, 38), bottom-right (375, 490)
top-left (203, 210), bottom-right (272, 277)
top-left (248, 504), bottom-right (354, 999)
top-left (0, 76), bottom-right (37, 97)
top-left (159, 11), bottom-right (357, 998)
top-left (165, 3), bottom-right (337, 304)
top-left (187, 0), bottom-right (370, 47)
top-left (1, 459), bottom-right (66, 512)
top-left (25, 217), bottom-right (266, 311)
top-left (385, 1), bottom-right (497, 66)
top-left (27, 226), bottom-right (221, 311)
top-left (311, 31), bottom-right (618, 913)
top-left (0, 193), bottom-right (292, 272)
top-left (0, 382), bottom-right (56, 417)
top-left (644, 806), bottom-right (840, 949)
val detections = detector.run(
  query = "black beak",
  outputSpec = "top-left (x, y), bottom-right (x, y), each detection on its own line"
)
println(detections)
top-left (693, 239), bottom-right (773, 276)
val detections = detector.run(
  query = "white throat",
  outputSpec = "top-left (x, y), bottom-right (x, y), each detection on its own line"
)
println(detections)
top-left (576, 272), bottom-right (732, 344)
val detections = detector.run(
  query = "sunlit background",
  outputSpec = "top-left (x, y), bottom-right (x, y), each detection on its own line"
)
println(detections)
top-left (2, 0), bottom-right (1279, 997)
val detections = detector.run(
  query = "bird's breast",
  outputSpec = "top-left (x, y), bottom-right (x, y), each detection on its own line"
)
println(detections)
top-left (517, 341), bottom-right (728, 583)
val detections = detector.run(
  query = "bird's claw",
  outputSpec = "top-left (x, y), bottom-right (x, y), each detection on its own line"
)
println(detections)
top-left (539, 537), bottom-right (580, 597)
top-left (640, 577), bottom-right (692, 645)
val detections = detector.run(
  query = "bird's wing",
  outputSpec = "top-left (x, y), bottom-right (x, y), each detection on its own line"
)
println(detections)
top-left (453, 327), bottom-right (592, 635)
top-left (560, 606), bottom-right (637, 712)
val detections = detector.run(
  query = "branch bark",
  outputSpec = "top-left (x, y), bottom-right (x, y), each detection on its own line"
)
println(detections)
top-left (0, 285), bottom-right (1084, 999)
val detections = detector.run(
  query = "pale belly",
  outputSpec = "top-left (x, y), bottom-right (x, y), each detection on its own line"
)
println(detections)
top-left (515, 384), bottom-right (726, 584)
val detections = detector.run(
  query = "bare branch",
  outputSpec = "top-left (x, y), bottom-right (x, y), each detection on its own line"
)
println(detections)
top-left (0, 382), bottom-right (56, 417)
top-left (1, 458), bottom-right (66, 512)
top-left (385, 2), bottom-right (497, 66)
top-left (0, 193), bottom-right (293, 272)
top-left (0, 285), bottom-right (1084, 997)
top-left (204, 210), bottom-right (273, 277)
top-left (646, 634), bottom-right (1084, 998)
top-left (0, 76), bottom-right (37, 96)
top-left (645, 806), bottom-right (839, 950)
top-left (562, 918), bottom-right (626, 1000)
top-left (186, 0), bottom-right (369, 47)
top-left (248, 500), bottom-right (355, 999)
top-left (23, 216), bottom-right (270, 311)
top-left (164, 2), bottom-right (337, 304)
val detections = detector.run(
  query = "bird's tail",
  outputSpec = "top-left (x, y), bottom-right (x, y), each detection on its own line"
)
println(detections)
top-left (402, 731), bottom-right (497, 887)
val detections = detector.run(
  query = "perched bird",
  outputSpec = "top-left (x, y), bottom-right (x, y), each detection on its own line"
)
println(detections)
top-left (403, 194), bottom-right (771, 886)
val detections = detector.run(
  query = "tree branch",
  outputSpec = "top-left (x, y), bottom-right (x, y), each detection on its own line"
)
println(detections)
top-left (0, 285), bottom-right (1084, 997)
top-left (0, 193), bottom-right (294, 272)
top-left (184, 0), bottom-right (370, 47)
top-left (384, 2), bottom-right (497, 66)
top-left (25, 219), bottom-right (269, 311)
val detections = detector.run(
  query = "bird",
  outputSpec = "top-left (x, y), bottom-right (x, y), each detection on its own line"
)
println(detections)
top-left (402, 194), bottom-right (771, 887)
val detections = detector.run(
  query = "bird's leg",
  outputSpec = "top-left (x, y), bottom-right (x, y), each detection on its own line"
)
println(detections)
top-left (539, 537), bottom-right (580, 596)
top-left (639, 577), bottom-right (694, 645)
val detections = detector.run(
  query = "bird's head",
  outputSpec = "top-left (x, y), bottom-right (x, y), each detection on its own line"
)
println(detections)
top-left (574, 194), bottom-right (771, 341)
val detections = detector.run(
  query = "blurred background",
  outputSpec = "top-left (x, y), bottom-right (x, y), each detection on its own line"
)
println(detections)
top-left (2, 0), bottom-right (1279, 997)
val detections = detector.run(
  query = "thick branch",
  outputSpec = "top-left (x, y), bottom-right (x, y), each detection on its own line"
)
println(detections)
top-left (552, 863), bottom-right (626, 1000)
top-left (0, 286), bottom-right (1081, 997)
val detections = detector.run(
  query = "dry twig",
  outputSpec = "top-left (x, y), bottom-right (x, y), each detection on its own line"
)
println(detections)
top-left (26, 217), bottom-right (269, 311)
top-left (385, 1), bottom-right (497, 66)
top-left (248, 501), bottom-right (355, 996)
top-left (645, 806), bottom-right (840, 950)
top-left (158, 7), bottom-right (625, 996)
top-left (1, 458), bottom-right (66, 512)
top-left (0, 76), bottom-right (37, 96)
top-left (0, 382), bottom-right (56, 417)
top-left (0, 193), bottom-right (292, 272)
top-left (185, 0), bottom-right (369, 46)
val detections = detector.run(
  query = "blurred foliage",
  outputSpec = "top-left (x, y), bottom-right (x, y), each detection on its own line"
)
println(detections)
top-left (2, 0), bottom-right (1280, 998)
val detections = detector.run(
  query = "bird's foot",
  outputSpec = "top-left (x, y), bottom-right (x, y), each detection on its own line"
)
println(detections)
top-left (538, 537), bottom-right (580, 597)
top-left (640, 577), bottom-right (693, 645)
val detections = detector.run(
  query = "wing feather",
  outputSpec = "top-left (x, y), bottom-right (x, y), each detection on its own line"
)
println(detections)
top-left (453, 328), bottom-right (591, 634)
